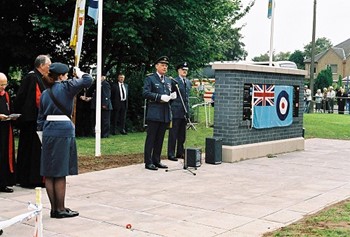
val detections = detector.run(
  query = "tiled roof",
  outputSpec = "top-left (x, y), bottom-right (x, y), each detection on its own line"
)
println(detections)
top-left (305, 38), bottom-right (350, 63)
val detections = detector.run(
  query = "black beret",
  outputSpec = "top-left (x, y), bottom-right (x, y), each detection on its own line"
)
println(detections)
top-left (154, 56), bottom-right (169, 65)
top-left (49, 63), bottom-right (69, 74)
top-left (176, 62), bottom-right (189, 70)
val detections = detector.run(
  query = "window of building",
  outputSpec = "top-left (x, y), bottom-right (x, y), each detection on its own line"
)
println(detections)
top-left (328, 64), bottom-right (338, 74)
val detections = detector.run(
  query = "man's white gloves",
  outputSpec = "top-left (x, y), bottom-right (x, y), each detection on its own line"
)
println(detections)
top-left (73, 67), bottom-right (85, 79)
top-left (161, 92), bottom-right (177, 102)
top-left (170, 92), bottom-right (177, 100)
top-left (161, 95), bottom-right (171, 102)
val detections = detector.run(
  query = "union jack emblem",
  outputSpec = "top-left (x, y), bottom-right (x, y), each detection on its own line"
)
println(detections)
top-left (253, 84), bottom-right (275, 106)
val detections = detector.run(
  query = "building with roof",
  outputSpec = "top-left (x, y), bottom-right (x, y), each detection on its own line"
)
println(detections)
top-left (304, 38), bottom-right (350, 83)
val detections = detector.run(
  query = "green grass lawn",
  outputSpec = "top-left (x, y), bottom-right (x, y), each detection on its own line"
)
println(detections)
top-left (303, 113), bottom-right (350, 140)
top-left (77, 111), bottom-right (350, 157)
top-left (76, 105), bottom-right (215, 156)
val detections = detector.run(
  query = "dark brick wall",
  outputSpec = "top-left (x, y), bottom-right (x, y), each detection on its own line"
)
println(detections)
top-left (213, 70), bottom-right (304, 146)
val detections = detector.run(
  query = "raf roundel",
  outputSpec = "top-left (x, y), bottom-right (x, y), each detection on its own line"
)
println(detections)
top-left (276, 90), bottom-right (290, 121)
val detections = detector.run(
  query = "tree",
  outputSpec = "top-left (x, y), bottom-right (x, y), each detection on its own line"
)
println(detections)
top-left (304, 37), bottom-right (332, 59)
top-left (252, 53), bottom-right (270, 62)
top-left (289, 50), bottom-right (305, 69)
top-left (314, 66), bottom-right (332, 93)
top-left (1, 0), bottom-right (254, 131)
top-left (274, 51), bottom-right (291, 61)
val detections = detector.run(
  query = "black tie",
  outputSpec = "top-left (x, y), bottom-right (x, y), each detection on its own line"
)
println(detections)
top-left (160, 75), bottom-right (164, 83)
top-left (121, 83), bottom-right (125, 100)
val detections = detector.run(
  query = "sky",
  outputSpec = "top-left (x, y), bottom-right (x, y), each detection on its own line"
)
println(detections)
top-left (238, 0), bottom-right (350, 60)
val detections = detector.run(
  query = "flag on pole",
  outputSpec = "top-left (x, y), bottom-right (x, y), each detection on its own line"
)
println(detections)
top-left (70, 0), bottom-right (86, 66)
top-left (267, 0), bottom-right (273, 19)
top-left (88, 0), bottom-right (98, 24)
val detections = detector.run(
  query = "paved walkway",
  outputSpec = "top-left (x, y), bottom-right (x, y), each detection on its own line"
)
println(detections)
top-left (1, 138), bottom-right (350, 237)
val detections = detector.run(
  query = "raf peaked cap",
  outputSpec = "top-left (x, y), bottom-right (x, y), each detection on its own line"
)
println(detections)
top-left (176, 62), bottom-right (189, 70)
top-left (155, 56), bottom-right (169, 65)
top-left (50, 63), bottom-right (69, 74)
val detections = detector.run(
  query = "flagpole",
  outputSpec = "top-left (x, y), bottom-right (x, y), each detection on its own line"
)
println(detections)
top-left (268, 0), bottom-right (275, 66)
top-left (95, 0), bottom-right (103, 157)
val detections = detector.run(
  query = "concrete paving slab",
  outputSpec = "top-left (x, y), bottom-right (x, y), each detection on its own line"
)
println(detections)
top-left (1, 138), bottom-right (350, 236)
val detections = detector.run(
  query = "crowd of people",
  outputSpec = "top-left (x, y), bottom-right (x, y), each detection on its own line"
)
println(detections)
top-left (304, 85), bottom-right (350, 114)
top-left (0, 55), bottom-right (192, 219)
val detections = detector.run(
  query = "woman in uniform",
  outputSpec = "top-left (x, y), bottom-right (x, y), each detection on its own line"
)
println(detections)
top-left (37, 63), bottom-right (92, 218)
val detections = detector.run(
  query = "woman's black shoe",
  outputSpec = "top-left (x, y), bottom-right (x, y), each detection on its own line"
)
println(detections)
top-left (52, 208), bottom-right (79, 219)
top-left (0, 187), bottom-right (13, 193)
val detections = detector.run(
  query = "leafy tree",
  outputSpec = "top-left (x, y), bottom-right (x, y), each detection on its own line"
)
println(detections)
top-left (274, 51), bottom-right (291, 61)
top-left (304, 37), bottom-right (332, 59)
top-left (1, 0), bottom-right (254, 131)
top-left (252, 53), bottom-right (270, 62)
top-left (314, 66), bottom-right (332, 93)
top-left (337, 75), bottom-right (343, 89)
top-left (289, 50), bottom-right (305, 69)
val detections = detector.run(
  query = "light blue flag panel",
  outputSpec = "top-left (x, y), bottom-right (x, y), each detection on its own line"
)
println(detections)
top-left (252, 84), bottom-right (293, 129)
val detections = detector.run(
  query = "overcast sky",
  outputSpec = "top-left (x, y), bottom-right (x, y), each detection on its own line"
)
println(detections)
top-left (238, 0), bottom-right (350, 60)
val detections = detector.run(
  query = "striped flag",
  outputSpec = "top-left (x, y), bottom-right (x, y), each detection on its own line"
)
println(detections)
top-left (88, 0), bottom-right (98, 24)
top-left (267, 0), bottom-right (273, 19)
top-left (70, 0), bottom-right (86, 66)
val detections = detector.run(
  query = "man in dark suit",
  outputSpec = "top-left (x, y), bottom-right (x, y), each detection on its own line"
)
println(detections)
top-left (142, 56), bottom-right (177, 170)
top-left (14, 55), bottom-right (51, 188)
top-left (91, 75), bottom-right (113, 138)
top-left (110, 73), bottom-right (128, 135)
top-left (168, 62), bottom-right (192, 161)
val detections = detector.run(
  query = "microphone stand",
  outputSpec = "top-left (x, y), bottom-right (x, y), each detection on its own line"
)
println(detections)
top-left (173, 81), bottom-right (197, 131)
top-left (165, 78), bottom-right (197, 175)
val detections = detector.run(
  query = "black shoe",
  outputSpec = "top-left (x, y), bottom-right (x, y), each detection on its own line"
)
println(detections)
top-left (0, 187), bottom-right (13, 193)
top-left (120, 130), bottom-right (127, 135)
top-left (168, 156), bottom-right (178, 161)
top-left (53, 208), bottom-right (79, 219)
top-left (176, 154), bottom-right (184, 159)
top-left (155, 163), bottom-right (168, 169)
top-left (145, 164), bottom-right (158, 170)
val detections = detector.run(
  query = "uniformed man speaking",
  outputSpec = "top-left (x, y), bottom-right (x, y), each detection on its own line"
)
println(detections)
top-left (142, 56), bottom-right (177, 170)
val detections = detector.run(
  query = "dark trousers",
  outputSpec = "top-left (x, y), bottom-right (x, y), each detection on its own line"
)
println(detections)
top-left (91, 110), bottom-right (111, 138)
top-left (167, 118), bottom-right (187, 158)
top-left (144, 120), bottom-right (168, 165)
top-left (110, 101), bottom-right (127, 134)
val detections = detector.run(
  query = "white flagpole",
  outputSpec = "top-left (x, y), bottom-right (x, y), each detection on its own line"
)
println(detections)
top-left (95, 0), bottom-right (103, 157)
top-left (269, 0), bottom-right (275, 66)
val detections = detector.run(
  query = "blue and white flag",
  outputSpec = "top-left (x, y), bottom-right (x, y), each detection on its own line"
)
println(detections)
top-left (88, 0), bottom-right (98, 24)
top-left (252, 84), bottom-right (293, 129)
top-left (267, 0), bottom-right (273, 19)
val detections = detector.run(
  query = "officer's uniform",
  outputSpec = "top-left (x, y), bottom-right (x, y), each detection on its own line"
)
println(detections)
top-left (168, 62), bottom-right (192, 160)
top-left (143, 56), bottom-right (173, 170)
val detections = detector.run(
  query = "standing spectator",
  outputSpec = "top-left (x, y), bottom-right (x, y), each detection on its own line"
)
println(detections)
top-left (110, 73), bottom-right (128, 135)
top-left (346, 88), bottom-right (350, 114)
top-left (14, 55), bottom-right (51, 188)
top-left (303, 85), bottom-right (312, 113)
top-left (91, 75), bottom-right (112, 138)
top-left (337, 87), bottom-right (346, 114)
top-left (322, 87), bottom-right (328, 113)
top-left (142, 56), bottom-right (176, 171)
top-left (314, 89), bottom-right (323, 113)
top-left (75, 88), bottom-right (93, 136)
top-left (0, 73), bottom-right (16, 192)
top-left (167, 62), bottom-right (191, 161)
top-left (327, 86), bottom-right (336, 113)
top-left (37, 63), bottom-right (92, 218)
